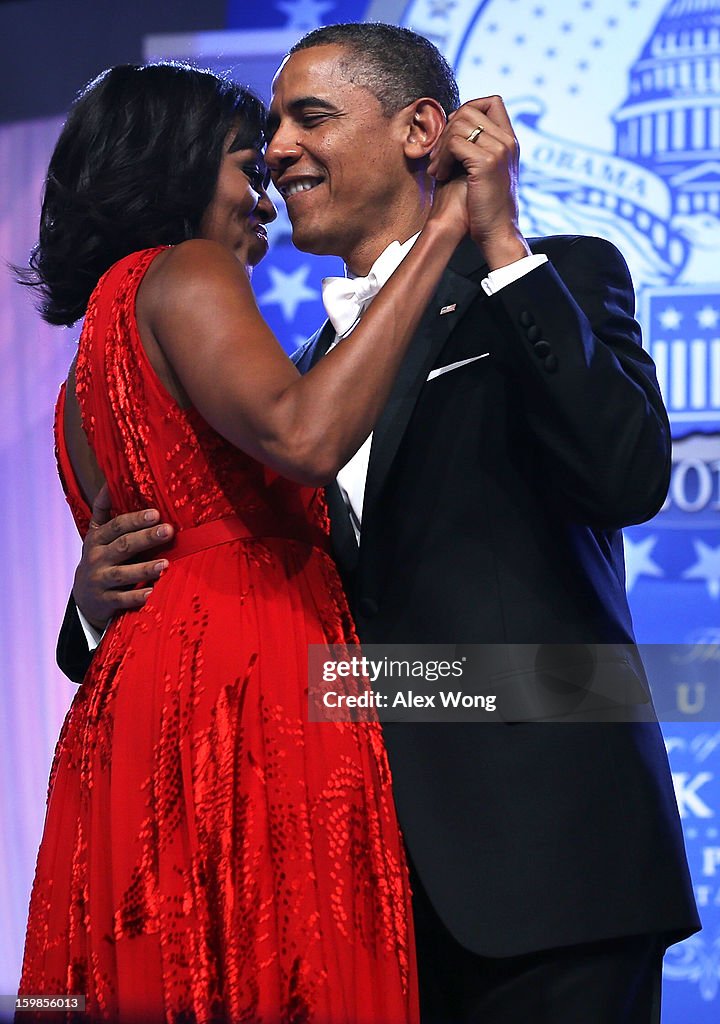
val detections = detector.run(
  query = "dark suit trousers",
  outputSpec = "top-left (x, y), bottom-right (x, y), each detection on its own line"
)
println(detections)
top-left (409, 860), bottom-right (663, 1024)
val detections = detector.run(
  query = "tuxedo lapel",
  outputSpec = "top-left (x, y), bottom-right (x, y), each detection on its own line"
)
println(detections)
top-left (292, 320), bottom-right (335, 372)
top-left (293, 319), bottom-right (360, 572)
top-left (324, 479), bottom-right (360, 573)
top-left (361, 257), bottom-right (485, 531)
top-left (294, 240), bottom-right (487, 575)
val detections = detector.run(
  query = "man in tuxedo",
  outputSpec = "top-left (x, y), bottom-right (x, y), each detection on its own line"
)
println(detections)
top-left (58, 22), bottom-right (698, 1024)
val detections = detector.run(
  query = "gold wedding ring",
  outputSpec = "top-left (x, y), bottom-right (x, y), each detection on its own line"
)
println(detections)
top-left (466, 126), bottom-right (484, 143)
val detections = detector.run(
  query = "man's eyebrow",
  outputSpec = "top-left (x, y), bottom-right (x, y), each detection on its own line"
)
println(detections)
top-left (292, 95), bottom-right (337, 110)
top-left (268, 96), bottom-right (337, 120)
top-left (266, 97), bottom-right (338, 137)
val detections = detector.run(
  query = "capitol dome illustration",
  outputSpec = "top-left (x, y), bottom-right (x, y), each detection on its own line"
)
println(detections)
top-left (614, 0), bottom-right (720, 215)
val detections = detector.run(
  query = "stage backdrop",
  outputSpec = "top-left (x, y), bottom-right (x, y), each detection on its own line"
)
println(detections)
top-left (1, 1), bottom-right (718, 1021)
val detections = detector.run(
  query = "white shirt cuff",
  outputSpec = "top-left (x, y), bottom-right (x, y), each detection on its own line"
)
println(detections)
top-left (77, 606), bottom-right (105, 651)
top-left (481, 254), bottom-right (548, 296)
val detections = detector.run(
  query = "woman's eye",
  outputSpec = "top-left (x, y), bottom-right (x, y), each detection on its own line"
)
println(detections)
top-left (243, 165), bottom-right (260, 188)
top-left (242, 166), bottom-right (267, 192)
top-left (253, 176), bottom-right (265, 192)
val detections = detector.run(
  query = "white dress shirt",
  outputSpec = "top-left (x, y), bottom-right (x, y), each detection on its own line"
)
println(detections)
top-left (326, 238), bottom-right (547, 542)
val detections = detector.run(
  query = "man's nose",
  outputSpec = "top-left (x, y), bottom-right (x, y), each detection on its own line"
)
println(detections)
top-left (265, 126), bottom-right (302, 172)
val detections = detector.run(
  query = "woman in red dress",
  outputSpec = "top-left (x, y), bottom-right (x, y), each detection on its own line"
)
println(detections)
top-left (17, 64), bottom-right (466, 1022)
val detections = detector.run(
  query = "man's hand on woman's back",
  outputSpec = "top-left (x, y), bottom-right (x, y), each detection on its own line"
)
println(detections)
top-left (74, 484), bottom-right (174, 630)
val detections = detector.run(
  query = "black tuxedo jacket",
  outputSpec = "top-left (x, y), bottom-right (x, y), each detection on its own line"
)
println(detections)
top-left (59, 234), bottom-right (699, 957)
top-left (293, 234), bottom-right (699, 955)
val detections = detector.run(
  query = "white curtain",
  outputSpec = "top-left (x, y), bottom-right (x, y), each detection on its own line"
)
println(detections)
top-left (0, 115), bottom-right (82, 995)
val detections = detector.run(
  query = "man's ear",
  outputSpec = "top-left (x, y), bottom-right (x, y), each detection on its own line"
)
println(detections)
top-left (402, 98), bottom-right (447, 160)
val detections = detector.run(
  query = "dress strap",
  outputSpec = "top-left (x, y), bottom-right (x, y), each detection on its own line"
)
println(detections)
top-left (164, 514), bottom-right (330, 562)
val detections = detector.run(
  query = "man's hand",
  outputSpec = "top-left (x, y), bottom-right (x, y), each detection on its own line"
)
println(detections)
top-left (74, 484), bottom-right (174, 630)
top-left (426, 167), bottom-right (470, 237)
top-left (428, 95), bottom-right (530, 270)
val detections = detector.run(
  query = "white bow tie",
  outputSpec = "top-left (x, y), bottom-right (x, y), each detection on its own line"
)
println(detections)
top-left (321, 270), bottom-right (382, 338)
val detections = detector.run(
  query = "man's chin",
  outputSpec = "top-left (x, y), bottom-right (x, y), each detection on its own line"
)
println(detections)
top-left (288, 219), bottom-right (338, 257)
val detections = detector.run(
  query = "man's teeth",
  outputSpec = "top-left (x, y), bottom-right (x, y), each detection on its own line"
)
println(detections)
top-left (284, 180), bottom-right (319, 197)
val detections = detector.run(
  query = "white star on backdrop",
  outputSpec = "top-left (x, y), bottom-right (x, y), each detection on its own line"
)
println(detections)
top-left (624, 534), bottom-right (664, 591)
top-left (258, 265), bottom-right (319, 321)
top-left (683, 541), bottom-right (720, 599)
top-left (696, 305), bottom-right (720, 329)
top-left (275, 0), bottom-right (335, 30)
top-left (658, 306), bottom-right (683, 330)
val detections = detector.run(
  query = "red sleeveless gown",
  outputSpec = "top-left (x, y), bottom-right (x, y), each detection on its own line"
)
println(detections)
top-left (19, 248), bottom-right (418, 1024)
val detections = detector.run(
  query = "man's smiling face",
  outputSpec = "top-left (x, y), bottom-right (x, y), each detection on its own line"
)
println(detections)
top-left (266, 44), bottom-right (415, 270)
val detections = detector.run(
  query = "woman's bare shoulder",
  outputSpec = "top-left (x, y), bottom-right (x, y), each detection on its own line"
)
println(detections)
top-left (154, 238), bottom-right (244, 283)
top-left (139, 239), bottom-right (252, 321)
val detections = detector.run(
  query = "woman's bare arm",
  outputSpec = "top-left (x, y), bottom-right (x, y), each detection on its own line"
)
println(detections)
top-left (138, 190), bottom-right (466, 484)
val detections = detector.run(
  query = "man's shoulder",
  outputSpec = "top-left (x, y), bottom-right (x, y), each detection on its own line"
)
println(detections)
top-left (290, 325), bottom-right (327, 370)
top-left (527, 233), bottom-right (624, 265)
top-left (526, 234), bottom-right (633, 292)
top-left (450, 233), bottom-right (626, 280)
top-left (290, 335), bottom-right (315, 367)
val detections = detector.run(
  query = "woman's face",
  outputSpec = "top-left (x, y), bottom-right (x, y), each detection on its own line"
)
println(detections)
top-left (199, 144), bottom-right (276, 267)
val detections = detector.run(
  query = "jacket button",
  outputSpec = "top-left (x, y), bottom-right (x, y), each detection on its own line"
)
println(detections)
top-left (526, 324), bottom-right (542, 342)
top-left (519, 310), bottom-right (534, 327)
top-left (533, 340), bottom-right (551, 358)
top-left (543, 353), bottom-right (559, 373)
top-left (358, 597), bottom-right (379, 617)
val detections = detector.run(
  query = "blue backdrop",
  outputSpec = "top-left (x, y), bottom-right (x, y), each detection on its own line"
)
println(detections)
top-left (1, 1), bottom-right (718, 1020)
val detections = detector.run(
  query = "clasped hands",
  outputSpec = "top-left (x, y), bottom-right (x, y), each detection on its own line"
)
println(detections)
top-left (430, 94), bottom-right (531, 270)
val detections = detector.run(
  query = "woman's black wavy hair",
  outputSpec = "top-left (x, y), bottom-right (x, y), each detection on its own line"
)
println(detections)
top-left (18, 63), bottom-right (266, 326)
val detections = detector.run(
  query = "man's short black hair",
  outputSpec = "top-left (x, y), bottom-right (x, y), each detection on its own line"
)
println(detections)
top-left (289, 22), bottom-right (460, 118)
